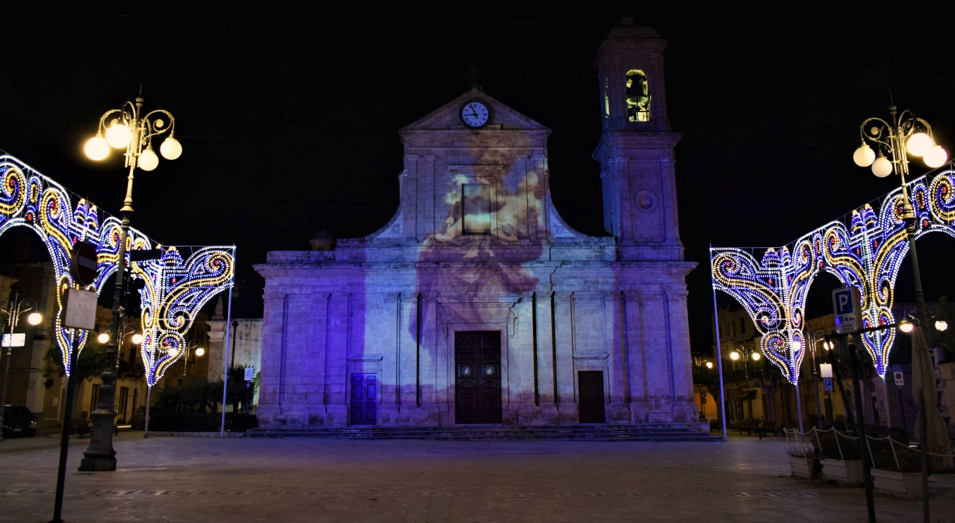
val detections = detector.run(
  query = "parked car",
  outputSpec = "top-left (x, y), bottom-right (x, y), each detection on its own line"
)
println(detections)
top-left (129, 406), bottom-right (163, 430)
top-left (2, 405), bottom-right (38, 438)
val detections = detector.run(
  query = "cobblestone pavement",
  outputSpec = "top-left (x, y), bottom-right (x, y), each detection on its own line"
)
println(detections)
top-left (1, 431), bottom-right (953, 523)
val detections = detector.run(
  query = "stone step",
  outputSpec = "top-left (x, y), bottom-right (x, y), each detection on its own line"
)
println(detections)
top-left (249, 424), bottom-right (721, 442)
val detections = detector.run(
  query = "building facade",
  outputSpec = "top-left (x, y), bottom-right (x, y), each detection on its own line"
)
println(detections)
top-left (254, 21), bottom-right (698, 428)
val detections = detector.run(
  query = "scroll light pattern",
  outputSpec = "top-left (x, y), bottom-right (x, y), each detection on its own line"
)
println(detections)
top-left (0, 154), bottom-right (234, 380)
top-left (135, 246), bottom-right (234, 385)
top-left (712, 169), bottom-right (955, 383)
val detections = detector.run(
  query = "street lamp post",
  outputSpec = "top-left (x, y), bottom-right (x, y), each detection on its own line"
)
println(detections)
top-left (811, 331), bottom-right (828, 428)
top-left (854, 102), bottom-right (949, 523)
top-left (730, 344), bottom-right (762, 420)
top-left (182, 341), bottom-right (205, 377)
top-left (853, 101), bottom-right (947, 322)
top-left (79, 93), bottom-right (181, 471)
top-left (0, 289), bottom-right (43, 443)
top-left (691, 355), bottom-right (714, 421)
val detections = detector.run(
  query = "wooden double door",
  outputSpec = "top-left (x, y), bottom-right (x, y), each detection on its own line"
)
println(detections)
top-left (455, 331), bottom-right (502, 424)
top-left (350, 373), bottom-right (377, 425)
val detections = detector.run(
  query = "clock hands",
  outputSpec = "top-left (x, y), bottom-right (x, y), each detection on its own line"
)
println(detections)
top-left (461, 101), bottom-right (488, 127)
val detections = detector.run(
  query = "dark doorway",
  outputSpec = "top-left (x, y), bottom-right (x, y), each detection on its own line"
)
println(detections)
top-left (350, 373), bottom-right (377, 425)
top-left (455, 331), bottom-right (502, 424)
top-left (578, 371), bottom-right (606, 423)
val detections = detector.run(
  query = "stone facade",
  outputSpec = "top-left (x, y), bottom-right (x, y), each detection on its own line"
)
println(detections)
top-left (254, 21), bottom-right (698, 428)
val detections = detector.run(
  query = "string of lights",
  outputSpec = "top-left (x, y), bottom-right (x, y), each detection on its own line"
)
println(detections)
top-left (0, 154), bottom-right (235, 379)
top-left (712, 168), bottom-right (955, 383)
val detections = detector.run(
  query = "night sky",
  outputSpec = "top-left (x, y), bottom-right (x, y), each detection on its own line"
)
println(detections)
top-left (3, 9), bottom-right (955, 348)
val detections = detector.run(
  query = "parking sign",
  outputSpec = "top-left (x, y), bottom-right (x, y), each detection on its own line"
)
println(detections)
top-left (832, 287), bottom-right (862, 334)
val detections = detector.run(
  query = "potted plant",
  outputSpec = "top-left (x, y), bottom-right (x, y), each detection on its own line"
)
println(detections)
top-left (817, 429), bottom-right (864, 486)
top-left (870, 445), bottom-right (923, 498)
top-left (786, 440), bottom-right (818, 479)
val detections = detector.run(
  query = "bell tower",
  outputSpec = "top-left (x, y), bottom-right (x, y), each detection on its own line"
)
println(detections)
top-left (593, 18), bottom-right (683, 261)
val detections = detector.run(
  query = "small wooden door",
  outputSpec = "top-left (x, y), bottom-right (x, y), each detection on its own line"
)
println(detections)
top-left (350, 373), bottom-right (377, 425)
top-left (455, 331), bottom-right (502, 424)
top-left (578, 371), bottom-right (606, 423)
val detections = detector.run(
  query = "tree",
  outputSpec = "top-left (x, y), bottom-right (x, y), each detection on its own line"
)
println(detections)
top-left (43, 339), bottom-right (107, 421)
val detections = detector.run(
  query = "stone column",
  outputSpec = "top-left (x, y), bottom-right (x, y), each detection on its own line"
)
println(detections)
top-left (666, 286), bottom-right (697, 423)
top-left (625, 290), bottom-right (649, 423)
top-left (533, 289), bottom-right (559, 424)
top-left (323, 293), bottom-right (349, 426)
top-left (553, 291), bottom-right (578, 424)
top-left (255, 292), bottom-right (287, 426)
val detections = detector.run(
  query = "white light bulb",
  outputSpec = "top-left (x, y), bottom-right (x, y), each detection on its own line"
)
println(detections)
top-left (160, 136), bottom-right (182, 160)
top-left (105, 121), bottom-right (131, 149)
top-left (923, 146), bottom-right (948, 168)
top-left (853, 144), bottom-right (875, 167)
top-left (906, 132), bottom-right (933, 157)
top-left (138, 147), bottom-right (159, 171)
top-left (872, 156), bottom-right (893, 178)
top-left (84, 135), bottom-right (109, 160)
top-left (730, 351), bottom-right (740, 361)
top-left (131, 333), bottom-right (144, 344)
top-left (936, 320), bottom-right (948, 332)
top-left (751, 352), bottom-right (761, 361)
top-left (195, 347), bottom-right (205, 357)
top-left (27, 312), bottom-right (42, 326)
top-left (97, 332), bottom-right (110, 344)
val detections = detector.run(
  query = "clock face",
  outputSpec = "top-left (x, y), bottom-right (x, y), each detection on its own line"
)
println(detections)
top-left (460, 100), bottom-right (491, 128)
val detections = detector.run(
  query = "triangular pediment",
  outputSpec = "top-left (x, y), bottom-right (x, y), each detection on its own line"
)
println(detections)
top-left (401, 88), bottom-right (550, 132)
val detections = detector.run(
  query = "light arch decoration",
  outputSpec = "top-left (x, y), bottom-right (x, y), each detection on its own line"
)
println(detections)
top-left (712, 169), bottom-right (955, 383)
top-left (0, 154), bottom-right (234, 380)
top-left (134, 245), bottom-right (235, 385)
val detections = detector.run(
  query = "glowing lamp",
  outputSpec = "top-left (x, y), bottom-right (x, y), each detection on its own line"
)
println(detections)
top-left (792, 340), bottom-right (801, 352)
top-left (705, 361), bottom-right (713, 369)
top-left (853, 143), bottom-right (875, 167)
top-left (105, 120), bottom-right (131, 148)
top-left (194, 347), bottom-right (205, 357)
top-left (751, 352), bottom-right (761, 361)
top-left (730, 351), bottom-right (740, 361)
top-left (923, 145), bottom-right (948, 168)
top-left (131, 333), bottom-right (143, 345)
top-left (936, 320), bottom-right (948, 332)
top-left (871, 155), bottom-right (893, 178)
top-left (84, 134), bottom-right (109, 160)
top-left (97, 332), bottom-right (110, 344)
top-left (160, 136), bottom-right (182, 160)
top-left (905, 132), bottom-right (933, 157)
top-left (138, 146), bottom-right (159, 171)
top-left (26, 312), bottom-right (42, 326)
top-left (899, 320), bottom-right (914, 333)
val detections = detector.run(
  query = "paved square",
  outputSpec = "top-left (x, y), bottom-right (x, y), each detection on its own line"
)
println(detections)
top-left (1, 432), bottom-right (953, 522)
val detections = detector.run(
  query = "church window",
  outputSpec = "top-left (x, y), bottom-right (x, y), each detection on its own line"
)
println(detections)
top-left (603, 78), bottom-right (610, 118)
top-left (625, 69), bottom-right (650, 122)
top-left (462, 183), bottom-right (491, 235)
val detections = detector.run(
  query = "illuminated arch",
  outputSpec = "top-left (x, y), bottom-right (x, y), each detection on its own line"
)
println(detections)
top-left (712, 169), bottom-right (955, 383)
top-left (0, 154), bottom-right (234, 380)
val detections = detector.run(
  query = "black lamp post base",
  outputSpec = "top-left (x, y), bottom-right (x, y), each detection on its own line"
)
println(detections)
top-left (78, 451), bottom-right (117, 471)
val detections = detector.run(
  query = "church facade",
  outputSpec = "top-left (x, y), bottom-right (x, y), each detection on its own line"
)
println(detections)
top-left (254, 21), bottom-right (698, 428)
